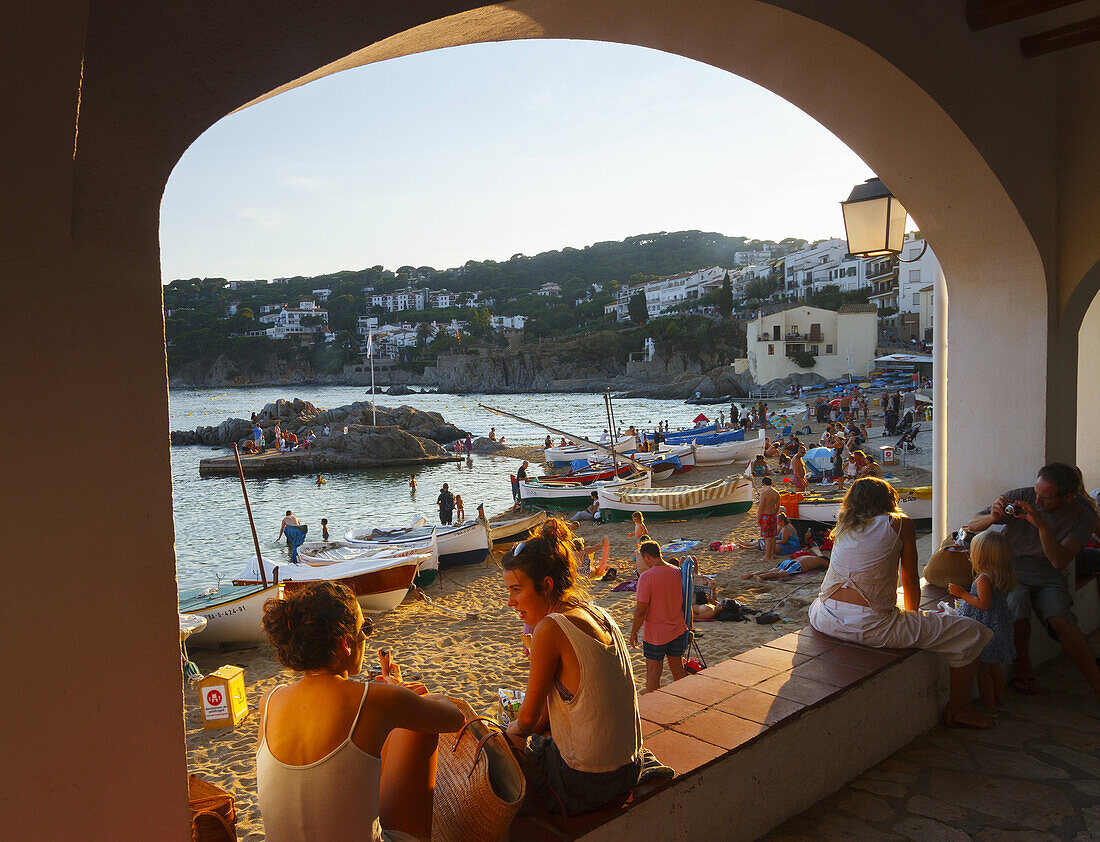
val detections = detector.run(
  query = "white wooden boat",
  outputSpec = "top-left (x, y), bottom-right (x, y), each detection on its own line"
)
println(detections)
top-left (488, 511), bottom-right (547, 546)
top-left (680, 430), bottom-right (766, 466)
top-left (344, 520), bottom-right (489, 570)
top-left (790, 485), bottom-right (933, 529)
top-left (178, 582), bottom-right (283, 648)
top-left (544, 435), bottom-right (637, 468)
top-left (519, 473), bottom-right (652, 511)
top-left (597, 476), bottom-right (755, 522)
top-left (233, 547), bottom-right (429, 613)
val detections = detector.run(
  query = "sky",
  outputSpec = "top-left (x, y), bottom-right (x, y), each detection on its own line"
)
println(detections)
top-left (159, 39), bottom-right (878, 283)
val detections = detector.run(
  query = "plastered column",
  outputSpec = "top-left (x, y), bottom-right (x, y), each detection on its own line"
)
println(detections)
top-left (932, 272), bottom-right (948, 546)
top-left (1078, 297), bottom-right (1100, 489)
top-left (943, 264), bottom-right (1047, 527)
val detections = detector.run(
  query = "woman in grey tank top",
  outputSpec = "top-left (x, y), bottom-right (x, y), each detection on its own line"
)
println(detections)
top-left (256, 582), bottom-right (463, 840)
top-left (501, 518), bottom-right (672, 815)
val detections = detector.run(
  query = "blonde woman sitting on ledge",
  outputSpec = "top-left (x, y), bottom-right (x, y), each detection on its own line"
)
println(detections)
top-left (808, 478), bottom-right (994, 729)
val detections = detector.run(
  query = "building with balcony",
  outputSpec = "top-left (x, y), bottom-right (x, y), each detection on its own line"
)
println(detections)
top-left (746, 303), bottom-right (877, 384)
top-left (369, 287), bottom-right (428, 312)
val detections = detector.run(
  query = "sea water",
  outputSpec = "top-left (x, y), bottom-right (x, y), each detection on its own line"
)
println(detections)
top-left (170, 387), bottom-right (801, 593)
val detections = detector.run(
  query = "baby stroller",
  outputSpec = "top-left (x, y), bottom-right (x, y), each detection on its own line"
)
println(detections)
top-left (895, 425), bottom-right (923, 453)
top-left (883, 408), bottom-right (900, 436)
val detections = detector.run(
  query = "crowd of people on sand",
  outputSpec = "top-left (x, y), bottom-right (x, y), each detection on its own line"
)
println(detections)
top-left (247, 403), bottom-right (1100, 837)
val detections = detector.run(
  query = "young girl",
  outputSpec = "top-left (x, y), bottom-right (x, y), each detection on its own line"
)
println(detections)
top-left (630, 512), bottom-right (651, 574)
top-left (949, 531), bottom-right (1017, 714)
top-left (454, 494), bottom-right (465, 523)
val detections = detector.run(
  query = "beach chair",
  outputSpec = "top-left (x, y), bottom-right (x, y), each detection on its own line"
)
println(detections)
top-left (679, 556), bottom-right (708, 671)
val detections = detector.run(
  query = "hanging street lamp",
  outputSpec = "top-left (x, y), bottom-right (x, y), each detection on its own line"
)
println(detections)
top-left (841, 177), bottom-right (926, 261)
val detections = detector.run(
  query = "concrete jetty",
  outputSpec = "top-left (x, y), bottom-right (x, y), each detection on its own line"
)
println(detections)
top-left (198, 448), bottom-right (462, 477)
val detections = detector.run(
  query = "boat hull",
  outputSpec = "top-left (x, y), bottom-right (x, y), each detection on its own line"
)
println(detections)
top-left (686, 431), bottom-right (766, 466)
top-left (519, 475), bottom-right (651, 512)
top-left (791, 488), bottom-right (933, 530)
top-left (597, 478), bottom-right (754, 522)
top-left (179, 583), bottom-right (283, 648)
top-left (488, 511), bottom-right (547, 546)
top-left (282, 563), bottom-right (418, 612)
top-left (344, 521), bottom-right (489, 570)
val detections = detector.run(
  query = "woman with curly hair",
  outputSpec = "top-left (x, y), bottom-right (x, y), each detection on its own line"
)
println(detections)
top-left (256, 582), bottom-right (463, 841)
top-left (808, 478), bottom-right (994, 728)
top-left (502, 518), bottom-right (672, 815)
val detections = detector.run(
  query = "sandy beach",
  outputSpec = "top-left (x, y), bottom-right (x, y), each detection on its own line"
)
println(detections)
top-left (185, 419), bottom-right (932, 839)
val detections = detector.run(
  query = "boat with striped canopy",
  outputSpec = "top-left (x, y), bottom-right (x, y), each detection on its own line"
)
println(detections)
top-left (597, 476), bottom-right (754, 522)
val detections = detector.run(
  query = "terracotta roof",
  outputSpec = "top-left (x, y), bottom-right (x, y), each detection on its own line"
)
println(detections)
top-left (838, 303), bottom-right (879, 314)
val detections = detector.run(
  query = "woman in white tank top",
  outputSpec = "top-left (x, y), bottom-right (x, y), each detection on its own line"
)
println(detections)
top-left (256, 582), bottom-right (464, 841)
top-left (808, 478), bottom-right (994, 729)
top-left (501, 518), bottom-right (673, 815)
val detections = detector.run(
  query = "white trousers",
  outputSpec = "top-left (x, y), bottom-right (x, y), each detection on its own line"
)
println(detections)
top-left (809, 597), bottom-right (992, 669)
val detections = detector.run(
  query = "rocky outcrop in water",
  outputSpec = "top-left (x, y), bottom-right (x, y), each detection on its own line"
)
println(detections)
top-left (171, 399), bottom-right (468, 447)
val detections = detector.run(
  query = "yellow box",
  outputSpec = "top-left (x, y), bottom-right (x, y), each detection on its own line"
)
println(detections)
top-left (198, 665), bottom-right (248, 729)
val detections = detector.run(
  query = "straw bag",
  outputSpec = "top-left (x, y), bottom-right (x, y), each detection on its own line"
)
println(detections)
top-left (188, 774), bottom-right (238, 842)
top-left (432, 699), bottom-right (525, 842)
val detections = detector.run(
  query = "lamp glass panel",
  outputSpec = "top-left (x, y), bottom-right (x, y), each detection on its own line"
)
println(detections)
top-left (886, 197), bottom-right (909, 254)
top-left (842, 196), bottom-right (890, 256)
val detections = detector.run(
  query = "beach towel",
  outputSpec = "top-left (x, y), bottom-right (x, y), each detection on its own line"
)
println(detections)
top-left (662, 540), bottom-right (700, 555)
top-left (284, 524), bottom-right (307, 564)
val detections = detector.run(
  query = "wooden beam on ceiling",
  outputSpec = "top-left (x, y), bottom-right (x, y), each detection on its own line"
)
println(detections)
top-left (1020, 15), bottom-right (1100, 55)
top-left (966, 0), bottom-right (1086, 30)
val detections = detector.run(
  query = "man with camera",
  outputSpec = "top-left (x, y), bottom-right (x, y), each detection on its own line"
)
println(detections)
top-left (967, 463), bottom-right (1100, 697)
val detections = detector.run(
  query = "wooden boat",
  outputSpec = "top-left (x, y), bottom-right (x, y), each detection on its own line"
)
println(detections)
top-left (488, 510), bottom-right (547, 546)
top-left (544, 435), bottom-right (636, 468)
top-left (687, 430), bottom-right (767, 466)
top-left (519, 473), bottom-right (651, 512)
top-left (344, 520), bottom-right (490, 570)
top-left (537, 462), bottom-right (634, 484)
top-left (787, 485), bottom-right (933, 530)
top-left (233, 547), bottom-right (429, 613)
top-left (597, 476), bottom-right (755, 522)
top-left (178, 582), bottom-right (283, 647)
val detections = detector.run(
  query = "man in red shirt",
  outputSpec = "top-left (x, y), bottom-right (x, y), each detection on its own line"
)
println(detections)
top-left (630, 541), bottom-right (688, 692)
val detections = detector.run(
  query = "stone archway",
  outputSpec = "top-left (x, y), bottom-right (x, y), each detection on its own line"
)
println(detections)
top-left (12, 3), bottom-right (1072, 838)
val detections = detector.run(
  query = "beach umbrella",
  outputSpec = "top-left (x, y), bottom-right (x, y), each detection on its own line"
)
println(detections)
top-left (832, 386), bottom-right (844, 393)
top-left (693, 413), bottom-right (709, 424)
top-left (829, 398), bottom-right (843, 407)
top-left (804, 447), bottom-right (835, 474)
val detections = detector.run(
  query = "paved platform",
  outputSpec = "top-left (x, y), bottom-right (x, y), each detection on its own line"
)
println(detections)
top-left (764, 631), bottom-right (1100, 841)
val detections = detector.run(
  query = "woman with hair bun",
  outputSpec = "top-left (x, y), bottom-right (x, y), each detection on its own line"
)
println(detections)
top-left (502, 518), bottom-right (672, 815)
top-left (808, 478), bottom-right (994, 728)
top-left (256, 582), bottom-right (463, 841)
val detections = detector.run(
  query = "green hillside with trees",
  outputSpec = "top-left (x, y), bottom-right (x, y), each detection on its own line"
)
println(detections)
top-left (163, 230), bottom-right (804, 374)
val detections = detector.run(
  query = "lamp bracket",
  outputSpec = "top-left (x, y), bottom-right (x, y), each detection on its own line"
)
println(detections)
top-left (896, 240), bottom-right (928, 263)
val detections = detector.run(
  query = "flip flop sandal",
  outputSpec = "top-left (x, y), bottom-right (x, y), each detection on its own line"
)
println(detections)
top-left (601, 568), bottom-right (618, 582)
top-left (1012, 677), bottom-right (1038, 695)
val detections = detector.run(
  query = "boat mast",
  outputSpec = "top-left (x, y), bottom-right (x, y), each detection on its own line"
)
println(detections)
top-left (604, 389), bottom-right (619, 475)
top-left (232, 444), bottom-right (268, 587)
top-left (369, 327), bottom-right (377, 425)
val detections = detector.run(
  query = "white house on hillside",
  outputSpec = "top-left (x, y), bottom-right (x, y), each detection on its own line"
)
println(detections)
top-left (745, 303), bottom-right (878, 384)
top-left (491, 315), bottom-right (527, 330)
top-left (782, 238), bottom-right (865, 297)
top-left (535, 282), bottom-right (562, 297)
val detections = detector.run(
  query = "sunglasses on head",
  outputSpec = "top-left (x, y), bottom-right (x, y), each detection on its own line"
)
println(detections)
top-left (512, 540), bottom-right (527, 557)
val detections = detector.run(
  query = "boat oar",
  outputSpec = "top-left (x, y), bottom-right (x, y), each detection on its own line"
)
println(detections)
top-left (411, 586), bottom-right (479, 621)
top-left (233, 443), bottom-right (268, 588)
